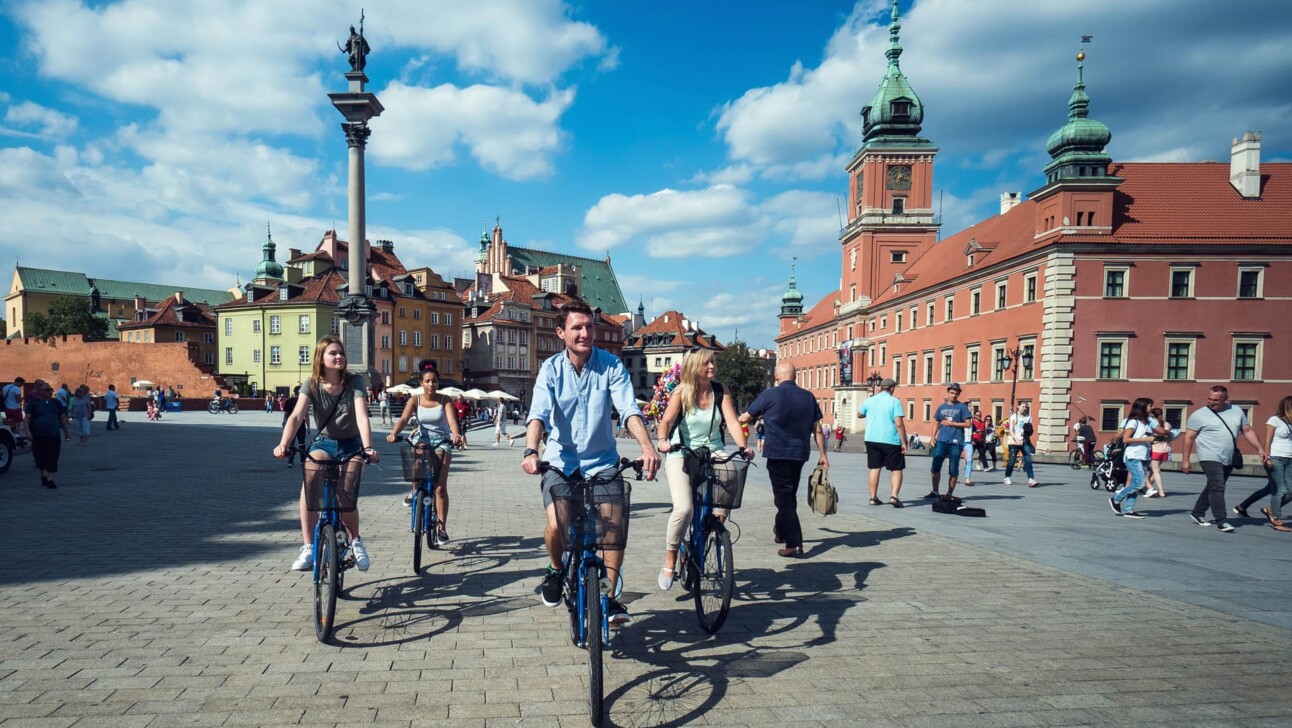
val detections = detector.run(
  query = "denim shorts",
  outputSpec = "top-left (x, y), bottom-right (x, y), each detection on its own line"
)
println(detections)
top-left (930, 440), bottom-right (961, 477)
top-left (414, 434), bottom-right (452, 455)
top-left (310, 435), bottom-right (363, 460)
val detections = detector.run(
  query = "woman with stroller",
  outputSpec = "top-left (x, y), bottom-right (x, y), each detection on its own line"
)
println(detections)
top-left (1108, 397), bottom-right (1157, 519)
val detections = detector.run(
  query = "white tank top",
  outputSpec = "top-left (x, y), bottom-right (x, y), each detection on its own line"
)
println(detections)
top-left (417, 400), bottom-right (450, 440)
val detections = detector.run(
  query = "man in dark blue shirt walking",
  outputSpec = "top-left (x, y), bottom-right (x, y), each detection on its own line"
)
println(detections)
top-left (741, 362), bottom-right (829, 557)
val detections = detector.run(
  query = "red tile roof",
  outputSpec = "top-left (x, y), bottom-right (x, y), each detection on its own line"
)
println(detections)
top-left (118, 294), bottom-right (217, 330)
top-left (625, 310), bottom-right (723, 350)
top-left (216, 269), bottom-right (347, 310)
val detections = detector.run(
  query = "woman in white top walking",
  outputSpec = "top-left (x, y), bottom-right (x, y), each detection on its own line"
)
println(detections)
top-left (654, 349), bottom-right (748, 590)
top-left (1109, 397), bottom-right (1157, 519)
top-left (387, 362), bottom-right (464, 544)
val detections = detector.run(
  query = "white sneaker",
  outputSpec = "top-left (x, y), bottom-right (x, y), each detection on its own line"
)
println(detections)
top-left (291, 544), bottom-right (313, 571)
top-left (1144, 488), bottom-right (1159, 498)
top-left (491, 442), bottom-right (499, 447)
top-left (1003, 477), bottom-right (1012, 486)
top-left (1027, 479), bottom-right (1038, 488)
top-left (351, 537), bottom-right (371, 571)
top-left (508, 438), bottom-right (515, 447)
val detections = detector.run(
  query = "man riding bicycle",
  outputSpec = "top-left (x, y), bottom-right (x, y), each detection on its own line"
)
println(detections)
top-left (521, 301), bottom-right (661, 626)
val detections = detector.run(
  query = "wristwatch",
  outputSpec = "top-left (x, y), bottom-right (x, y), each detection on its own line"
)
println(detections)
top-left (522, 448), bottom-right (539, 459)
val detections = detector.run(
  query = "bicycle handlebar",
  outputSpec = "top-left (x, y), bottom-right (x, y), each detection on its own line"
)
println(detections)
top-left (672, 445), bottom-right (753, 465)
top-left (395, 432), bottom-right (465, 450)
top-left (536, 457), bottom-right (643, 482)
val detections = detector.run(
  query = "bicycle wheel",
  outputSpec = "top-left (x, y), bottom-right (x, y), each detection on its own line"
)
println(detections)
top-left (1068, 450), bottom-right (1083, 470)
top-left (411, 492), bottom-right (424, 574)
top-left (314, 523), bottom-right (339, 642)
top-left (693, 523), bottom-right (734, 634)
top-left (583, 562), bottom-right (603, 727)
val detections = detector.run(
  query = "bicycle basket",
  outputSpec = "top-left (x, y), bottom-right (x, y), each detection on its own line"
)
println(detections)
top-left (303, 458), bottom-right (363, 512)
top-left (399, 442), bottom-right (440, 482)
top-left (699, 458), bottom-right (749, 509)
top-left (549, 475), bottom-right (632, 550)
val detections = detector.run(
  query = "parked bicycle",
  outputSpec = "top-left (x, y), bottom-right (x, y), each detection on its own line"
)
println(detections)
top-left (1068, 436), bottom-right (1105, 469)
top-left (673, 445), bottom-right (750, 634)
top-left (207, 396), bottom-right (238, 414)
top-left (399, 434), bottom-right (445, 574)
top-left (293, 446), bottom-right (368, 643)
top-left (539, 458), bottom-right (641, 728)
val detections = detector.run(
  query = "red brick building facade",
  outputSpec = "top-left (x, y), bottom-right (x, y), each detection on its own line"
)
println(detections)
top-left (776, 9), bottom-right (1292, 454)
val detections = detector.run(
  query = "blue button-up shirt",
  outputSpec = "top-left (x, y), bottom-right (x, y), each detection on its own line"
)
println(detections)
top-left (528, 347), bottom-right (642, 476)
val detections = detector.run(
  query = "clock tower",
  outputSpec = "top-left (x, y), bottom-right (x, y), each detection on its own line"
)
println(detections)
top-left (840, 0), bottom-right (939, 306)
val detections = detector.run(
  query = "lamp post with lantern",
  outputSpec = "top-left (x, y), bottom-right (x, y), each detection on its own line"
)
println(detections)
top-left (1002, 346), bottom-right (1035, 415)
top-left (866, 371), bottom-right (883, 395)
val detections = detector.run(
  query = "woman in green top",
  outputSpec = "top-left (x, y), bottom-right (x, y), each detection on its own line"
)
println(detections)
top-left (655, 349), bottom-right (749, 590)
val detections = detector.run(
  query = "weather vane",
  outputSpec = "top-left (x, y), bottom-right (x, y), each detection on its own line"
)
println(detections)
top-left (1078, 34), bottom-right (1093, 61)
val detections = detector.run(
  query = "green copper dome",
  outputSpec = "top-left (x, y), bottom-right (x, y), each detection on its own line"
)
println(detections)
top-left (476, 226), bottom-right (489, 263)
top-left (255, 225), bottom-right (284, 280)
top-left (861, 1), bottom-right (927, 145)
top-left (780, 259), bottom-right (804, 317)
top-left (1043, 51), bottom-right (1112, 181)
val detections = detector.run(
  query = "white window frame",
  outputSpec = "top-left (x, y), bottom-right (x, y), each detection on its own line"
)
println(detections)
top-left (225, 347), bottom-right (233, 365)
top-left (1103, 266), bottom-right (1129, 298)
top-left (269, 346), bottom-right (281, 365)
top-left (966, 346), bottom-right (980, 383)
top-left (299, 346), bottom-right (310, 365)
top-left (299, 314), bottom-right (310, 333)
top-left (253, 349), bottom-right (261, 364)
top-left (1164, 338), bottom-right (1196, 381)
top-left (269, 315), bottom-right (280, 335)
top-left (944, 296), bottom-right (954, 321)
top-left (1237, 266), bottom-right (1265, 299)
top-left (399, 330), bottom-right (408, 346)
top-left (1097, 337), bottom-right (1129, 380)
top-left (995, 281), bottom-right (1008, 310)
top-left (1169, 267), bottom-right (1195, 299)
top-left (1232, 337), bottom-right (1264, 381)
top-left (224, 318), bottom-right (232, 335)
top-left (1024, 273), bottom-right (1038, 303)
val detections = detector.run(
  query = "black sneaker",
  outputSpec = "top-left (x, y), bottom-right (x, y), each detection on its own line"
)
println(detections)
top-left (1217, 522), bottom-right (1236, 533)
top-left (607, 599), bottom-right (632, 627)
top-left (403, 492), bottom-right (414, 507)
top-left (1233, 504), bottom-right (1250, 518)
top-left (540, 566), bottom-right (564, 607)
top-left (40, 477), bottom-right (56, 490)
top-left (923, 491), bottom-right (939, 500)
top-left (1108, 497), bottom-right (1122, 515)
top-left (1188, 513), bottom-right (1211, 527)
top-left (1122, 511), bottom-right (1146, 519)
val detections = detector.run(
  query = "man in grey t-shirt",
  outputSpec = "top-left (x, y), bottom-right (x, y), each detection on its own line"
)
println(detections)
top-left (1181, 385), bottom-right (1267, 531)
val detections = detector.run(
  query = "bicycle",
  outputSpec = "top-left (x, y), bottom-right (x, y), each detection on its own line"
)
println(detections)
top-left (294, 446), bottom-right (368, 643)
top-left (539, 458), bottom-right (641, 728)
top-left (207, 397), bottom-right (238, 414)
top-left (399, 435), bottom-right (444, 574)
top-left (1068, 437), bottom-right (1105, 469)
top-left (672, 446), bottom-right (751, 635)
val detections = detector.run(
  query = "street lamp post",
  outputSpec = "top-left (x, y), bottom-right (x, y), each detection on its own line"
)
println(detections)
top-left (866, 371), bottom-right (883, 395)
top-left (1002, 346), bottom-right (1035, 415)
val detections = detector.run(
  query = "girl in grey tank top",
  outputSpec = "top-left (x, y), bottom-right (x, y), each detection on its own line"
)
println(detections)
top-left (386, 364), bottom-right (466, 543)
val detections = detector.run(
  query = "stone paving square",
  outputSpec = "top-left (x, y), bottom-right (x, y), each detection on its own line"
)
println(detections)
top-left (1, 411), bottom-right (1291, 727)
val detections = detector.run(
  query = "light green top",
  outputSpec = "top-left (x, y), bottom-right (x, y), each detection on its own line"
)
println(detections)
top-left (667, 402), bottom-right (726, 461)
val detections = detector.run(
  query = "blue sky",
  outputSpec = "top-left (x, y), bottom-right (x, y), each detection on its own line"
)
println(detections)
top-left (1, 0), bottom-right (1291, 347)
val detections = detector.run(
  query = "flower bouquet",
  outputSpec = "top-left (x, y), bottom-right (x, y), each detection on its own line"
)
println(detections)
top-left (644, 363), bottom-right (681, 419)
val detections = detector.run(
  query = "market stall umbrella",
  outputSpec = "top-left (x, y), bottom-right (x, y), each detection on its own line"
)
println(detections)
top-left (460, 389), bottom-right (491, 400)
top-left (386, 384), bottom-right (415, 395)
top-left (132, 380), bottom-right (156, 389)
top-left (487, 390), bottom-right (519, 401)
top-left (436, 386), bottom-right (465, 399)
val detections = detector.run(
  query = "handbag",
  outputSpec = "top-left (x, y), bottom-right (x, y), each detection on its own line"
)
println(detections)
top-left (1207, 407), bottom-right (1244, 470)
top-left (807, 465), bottom-right (837, 516)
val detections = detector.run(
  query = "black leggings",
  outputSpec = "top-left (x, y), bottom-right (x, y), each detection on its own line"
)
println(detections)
top-left (975, 441), bottom-right (995, 468)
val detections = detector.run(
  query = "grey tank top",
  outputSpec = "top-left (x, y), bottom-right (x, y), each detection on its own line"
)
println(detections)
top-left (417, 399), bottom-right (450, 439)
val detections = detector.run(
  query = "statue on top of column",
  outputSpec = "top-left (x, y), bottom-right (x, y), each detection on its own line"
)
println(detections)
top-left (339, 12), bottom-right (370, 72)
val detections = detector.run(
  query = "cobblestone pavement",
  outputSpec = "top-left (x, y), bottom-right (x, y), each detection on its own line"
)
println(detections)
top-left (2, 412), bottom-right (1291, 727)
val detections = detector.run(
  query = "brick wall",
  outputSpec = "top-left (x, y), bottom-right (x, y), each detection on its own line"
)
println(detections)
top-left (0, 335), bottom-right (221, 397)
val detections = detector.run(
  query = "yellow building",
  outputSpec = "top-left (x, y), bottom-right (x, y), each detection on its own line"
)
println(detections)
top-left (393, 267), bottom-right (464, 383)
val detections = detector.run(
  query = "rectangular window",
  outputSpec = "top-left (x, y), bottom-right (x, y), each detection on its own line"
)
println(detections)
top-left (380, 335), bottom-right (390, 349)
top-left (1164, 406), bottom-right (1186, 429)
top-left (1098, 341), bottom-right (1125, 380)
top-left (971, 289), bottom-right (981, 315)
top-left (1025, 274), bottom-right (1037, 303)
top-left (175, 331), bottom-right (186, 342)
top-left (923, 400), bottom-right (932, 421)
top-left (1233, 341), bottom-right (1260, 380)
top-left (203, 333), bottom-right (215, 344)
top-left (270, 346), bottom-right (281, 365)
top-left (225, 347), bottom-right (233, 365)
top-left (943, 351), bottom-right (953, 383)
top-left (924, 354), bottom-right (934, 384)
top-left (1104, 268), bottom-right (1127, 298)
top-left (908, 400), bottom-right (915, 420)
top-left (299, 345), bottom-right (310, 364)
top-left (399, 307), bottom-right (407, 318)
top-left (398, 356), bottom-right (408, 373)
top-left (1170, 269), bottom-right (1194, 298)
top-left (1239, 269), bottom-right (1262, 298)
top-left (520, 355), bottom-right (528, 370)
top-left (993, 346), bottom-right (1008, 381)
top-left (252, 319), bottom-right (261, 334)
top-left (1166, 341), bottom-right (1193, 380)
top-left (399, 330), bottom-right (408, 345)
top-left (430, 333), bottom-right (440, 349)
top-left (299, 315), bottom-right (310, 333)
top-left (879, 344), bottom-right (887, 366)
top-left (911, 305), bottom-right (919, 329)
top-left (444, 313), bottom-right (452, 326)
top-left (269, 315), bottom-right (280, 335)
top-left (520, 330), bottom-right (529, 345)
top-left (431, 312), bottom-right (440, 324)
top-left (413, 331), bottom-right (422, 346)
top-left (224, 318), bottom-right (232, 336)
top-left (508, 356), bottom-right (516, 370)
top-left (253, 349), bottom-right (261, 364)
top-left (412, 308), bottom-right (421, 320)
top-left (896, 312), bottom-right (903, 333)
top-left (967, 349), bottom-right (980, 383)
top-left (894, 358), bottom-right (902, 385)
top-left (945, 297), bottom-right (954, 321)
top-left (1100, 405), bottom-right (1123, 432)
top-left (204, 353), bottom-right (214, 365)
top-left (907, 355), bottom-right (917, 385)
top-left (996, 281), bottom-right (1007, 310)
top-left (330, 318), bottom-right (339, 335)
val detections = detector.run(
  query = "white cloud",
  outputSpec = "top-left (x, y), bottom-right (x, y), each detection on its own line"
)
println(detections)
top-left (577, 185), bottom-right (759, 258)
top-left (3, 101), bottom-right (79, 139)
top-left (369, 82), bottom-right (574, 180)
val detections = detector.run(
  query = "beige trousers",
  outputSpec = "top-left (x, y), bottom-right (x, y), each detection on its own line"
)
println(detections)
top-left (663, 457), bottom-right (732, 549)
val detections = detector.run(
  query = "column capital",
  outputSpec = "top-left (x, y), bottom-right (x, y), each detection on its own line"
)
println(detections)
top-left (342, 122), bottom-right (371, 148)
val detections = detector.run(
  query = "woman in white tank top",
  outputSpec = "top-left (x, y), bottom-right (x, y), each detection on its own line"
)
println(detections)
top-left (387, 364), bottom-right (464, 544)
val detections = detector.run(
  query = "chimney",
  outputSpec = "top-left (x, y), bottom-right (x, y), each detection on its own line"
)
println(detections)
top-left (174, 292), bottom-right (183, 304)
top-left (1230, 131), bottom-right (1262, 198)
top-left (375, 239), bottom-right (394, 253)
top-left (288, 248), bottom-right (302, 261)
top-left (1000, 191), bottom-right (1022, 214)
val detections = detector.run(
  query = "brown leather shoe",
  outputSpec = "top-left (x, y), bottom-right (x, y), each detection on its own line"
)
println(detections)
top-left (777, 547), bottom-right (803, 558)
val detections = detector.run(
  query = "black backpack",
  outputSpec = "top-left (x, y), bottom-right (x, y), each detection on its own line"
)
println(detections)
top-left (932, 498), bottom-right (987, 517)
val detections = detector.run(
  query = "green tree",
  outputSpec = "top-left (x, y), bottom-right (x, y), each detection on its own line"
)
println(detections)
top-left (25, 295), bottom-right (109, 341)
top-left (715, 340), bottom-right (768, 410)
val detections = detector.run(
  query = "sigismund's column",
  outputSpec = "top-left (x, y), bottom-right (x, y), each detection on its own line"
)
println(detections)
top-left (328, 18), bottom-right (384, 379)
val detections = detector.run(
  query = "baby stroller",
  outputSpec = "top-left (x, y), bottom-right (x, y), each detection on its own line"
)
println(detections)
top-left (1089, 441), bottom-right (1126, 492)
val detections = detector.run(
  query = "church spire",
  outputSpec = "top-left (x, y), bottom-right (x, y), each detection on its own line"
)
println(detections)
top-left (254, 222), bottom-right (285, 282)
top-left (779, 257), bottom-right (804, 318)
top-left (860, 0), bottom-right (929, 147)
top-left (1043, 41), bottom-right (1113, 183)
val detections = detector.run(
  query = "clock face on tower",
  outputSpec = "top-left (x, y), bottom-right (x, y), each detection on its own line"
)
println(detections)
top-left (887, 165), bottom-right (912, 191)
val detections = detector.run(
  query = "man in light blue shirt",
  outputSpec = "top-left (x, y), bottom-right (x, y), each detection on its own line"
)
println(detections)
top-left (522, 301), bottom-right (660, 625)
top-left (859, 378), bottom-right (907, 506)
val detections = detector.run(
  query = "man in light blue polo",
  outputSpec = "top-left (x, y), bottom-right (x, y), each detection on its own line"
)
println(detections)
top-left (860, 377), bottom-right (907, 507)
top-left (522, 301), bottom-right (660, 625)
